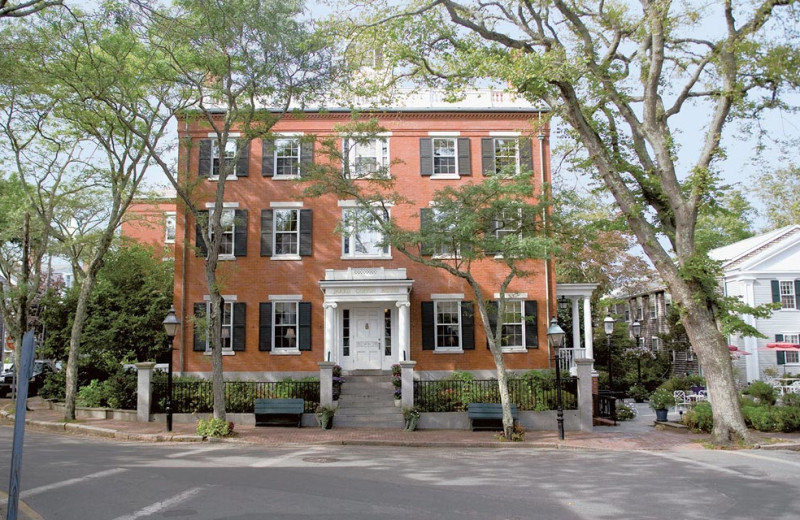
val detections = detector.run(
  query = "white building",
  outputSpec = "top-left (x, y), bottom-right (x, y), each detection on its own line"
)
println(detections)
top-left (710, 225), bottom-right (800, 382)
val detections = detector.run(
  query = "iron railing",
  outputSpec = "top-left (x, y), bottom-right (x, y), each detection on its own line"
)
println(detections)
top-left (152, 380), bottom-right (320, 414)
top-left (594, 392), bottom-right (617, 424)
top-left (413, 377), bottom-right (578, 413)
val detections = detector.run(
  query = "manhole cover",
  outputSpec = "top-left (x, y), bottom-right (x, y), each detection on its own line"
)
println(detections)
top-left (302, 457), bottom-right (339, 464)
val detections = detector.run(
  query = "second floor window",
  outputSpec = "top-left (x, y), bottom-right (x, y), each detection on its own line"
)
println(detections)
top-left (214, 209), bottom-right (235, 256)
top-left (342, 207), bottom-right (389, 258)
top-left (275, 138), bottom-right (300, 177)
top-left (164, 213), bottom-right (176, 244)
top-left (274, 209), bottom-right (299, 256)
top-left (345, 138), bottom-right (389, 178)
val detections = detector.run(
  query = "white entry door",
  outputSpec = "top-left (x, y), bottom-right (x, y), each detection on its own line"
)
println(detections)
top-left (352, 308), bottom-right (383, 370)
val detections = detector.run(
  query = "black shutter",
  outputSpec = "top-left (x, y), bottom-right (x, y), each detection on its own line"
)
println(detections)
top-left (524, 300), bottom-right (538, 348)
top-left (236, 140), bottom-right (249, 177)
top-left (198, 140), bottom-right (212, 178)
top-left (299, 209), bottom-right (313, 256)
top-left (419, 138), bottom-right (433, 176)
top-left (486, 300), bottom-right (498, 349)
top-left (421, 301), bottom-right (435, 350)
top-left (260, 210), bottom-right (273, 257)
top-left (298, 302), bottom-right (312, 351)
top-left (796, 280), bottom-right (800, 310)
top-left (419, 208), bottom-right (433, 256)
top-left (261, 139), bottom-right (274, 177)
top-left (193, 303), bottom-right (207, 351)
top-left (232, 302), bottom-right (246, 351)
top-left (461, 301), bottom-right (474, 350)
top-left (772, 280), bottom-right (781, 303)
top-left (234, 209), bottom-right (248, 257)
top-left (300, 140), bottom-right (314, 177)
top-left (259, 302), bottom-right (272, 351)
top-left (776, 333), bottom-right (785, 342)
top-left (457, 137), bottom-right (471, 176)
top-left (776, 333), bottom-right (785, 365)
top-left (520, 138), bottom-right (534, 174)
top-left (485, 216), bottom-right (500, 255)
top-left (481, 138), bottom-right (495, 175)
top-left (195, 210), bottom-right (208, 257)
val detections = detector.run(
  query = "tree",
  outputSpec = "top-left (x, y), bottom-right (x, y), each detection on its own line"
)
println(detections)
top-left (0, 0), bottom-right (61, 18)
top-left (339, 0), bottom-right (800, 445)
top-left (303, 119), bottom-right (555, 439)
top-left (695, 187), bottom-right (755, 253)
top-left (755, 164), bottom-right (800, 229)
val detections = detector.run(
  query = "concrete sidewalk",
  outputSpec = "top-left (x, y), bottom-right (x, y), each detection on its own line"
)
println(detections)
top-left (3, 399), bottom-right (800, 452)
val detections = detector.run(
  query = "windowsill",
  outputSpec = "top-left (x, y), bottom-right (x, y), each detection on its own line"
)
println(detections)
top-left (273, 175), bottom-right (301, 181)
top-left (433, 349), bottom-right (464, 354)
top-left (165, 239), bottom-right (176, 244)
top-left (270, 349), bottom-right (302, 356)
top-left (218, 255), bottom-right (236, 261)
top-left (204, 350), bottom-right (236, 356)
top-left (208, 176), bottom-right (239, 181)
top-left (501, 347), bottom-right (527, 354)
top-left (272, 255), bottom-right (302, 261)
top-left (341, 255), bottom-right (392, 260)
top-left (430, 174), bottom-right (460, 180)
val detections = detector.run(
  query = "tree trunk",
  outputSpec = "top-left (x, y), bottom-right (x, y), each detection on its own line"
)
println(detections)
top-left (491, 347), bottom-right (515, 439)
top-left (204, 262), bottom-right (226, 422)
top-left (64, 269), bottom-right (99, 421)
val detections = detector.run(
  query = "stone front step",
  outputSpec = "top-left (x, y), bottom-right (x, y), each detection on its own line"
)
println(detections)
top-left (333, 413), bottom-right (404, 428)
top-left (334, 374), bottom-right (403, 428)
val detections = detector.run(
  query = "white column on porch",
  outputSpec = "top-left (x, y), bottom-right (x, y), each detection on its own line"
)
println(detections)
top-left (323, 302), bottom-right (337, 363)
top-left (396, 301), bottom-right (410, 362)
top-left (740, 278), bottom-right (760, 382)
top-left (583, 297), bottom-right (594, 361)
top-left (571, 297), bottom-right (580, 349)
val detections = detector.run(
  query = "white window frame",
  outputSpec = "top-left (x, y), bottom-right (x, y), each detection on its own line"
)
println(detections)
top-left (651, 336), bottom-right (660, 351)
top-left (201, 296), bottom-right (236, 355)
top-left (274, 137), bottom-right (301, 179)
top-left (211, 140), bottom-right (238, 178)
top-left (432, 137), bottom-right (458, 176)
top-left (495, 208), bottom-right (523, 241)
top-left (434, 300), bottom-right (462, 352)
top-left (784, 333), bottom-right (800, 364)
top-left (345, 137), bottom-right (390, 178)
top-left (430, 207), bottom-right (458, 258)
top-left (164, 212), bottom-right (177, 244)
top-left (649, 300), bottom-right (657, 319)
top-left (492, 138), bottom-right (520, 176)
top-left (273, 300), bottom-right (300, 352)
top-left (341, 206), bottom-right (390, 259)
top-left (273, 208), bottom-right (300, 257)
top-left (500, 300), bottom-right (525, 352)
top-left (780, 281), bottom-right (796, 310)
top-left (211, 208), bottom-right (236, 258)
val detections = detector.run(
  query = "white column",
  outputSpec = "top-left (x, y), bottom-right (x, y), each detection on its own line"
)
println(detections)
top-left (741, 279), bottom-right (760, 382)
top-left (396, 301), bottom-right (410, 362)
top-left (583, 297), bottom-right (594, 362)
top-left (135, 362), bottom-right (156, 423)
top-left (323, 302), bottom-right (337, 363)
top-left (571, 297), bottom-right (580, 349)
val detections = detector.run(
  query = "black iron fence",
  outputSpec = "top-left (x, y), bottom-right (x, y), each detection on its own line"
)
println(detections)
top-left (152, 380), bottom-right (320, 414)
top-left (414, 377), bottom-right (578, 413)
top-left (594, 392), bottom-right (617, 424)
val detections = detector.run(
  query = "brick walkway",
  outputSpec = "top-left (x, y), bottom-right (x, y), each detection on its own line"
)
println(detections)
top-left (3, 398), bottom-right (800, 452)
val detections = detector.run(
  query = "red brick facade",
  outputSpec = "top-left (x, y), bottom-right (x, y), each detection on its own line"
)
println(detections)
top-left (172, 106), bottom-right (555, 378)
top-left (121, 199), bottom-right (177, 257)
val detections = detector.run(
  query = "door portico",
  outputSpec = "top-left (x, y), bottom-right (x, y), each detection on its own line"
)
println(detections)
top-left (319, 268), bottom-right (413, 371)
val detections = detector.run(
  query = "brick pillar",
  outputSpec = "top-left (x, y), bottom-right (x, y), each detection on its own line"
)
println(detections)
top-left (318, 361), bottom-right (335, 408)
top-left (575, 358), bottom-right (594, 432)
top-left (135, 362), bottom-right (156, 423)
top-left (399, 360), bottom-right (416, 409)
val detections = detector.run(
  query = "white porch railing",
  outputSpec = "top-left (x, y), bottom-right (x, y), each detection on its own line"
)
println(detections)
top-left (557, 348), bottom-right (587, 372)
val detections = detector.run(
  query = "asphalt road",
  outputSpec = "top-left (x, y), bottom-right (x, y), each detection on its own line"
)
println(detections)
top-left (2, 426), bottom-right (800, 520)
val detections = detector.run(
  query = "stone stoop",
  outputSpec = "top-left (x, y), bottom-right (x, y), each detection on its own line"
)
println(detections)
top-left (335, 373), bottom-right (404, 429)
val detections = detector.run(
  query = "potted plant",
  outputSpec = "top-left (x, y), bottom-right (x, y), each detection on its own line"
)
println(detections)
top-left (649, 388), bottom-right (675, 422)
top-left (393, 388), bottom-right (402, 406)
top-left (402, 406), bottom-right (420, 431)
top-left (332, 365), bottom-right (344, 401)
top-left (628, 384), bottom-right (650, 403)
top-left (315, 405), bottom-right (336, 430)
top-left (392, 364), bottom-right (402, 405)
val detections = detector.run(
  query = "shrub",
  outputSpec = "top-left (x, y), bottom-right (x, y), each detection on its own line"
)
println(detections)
top-left (196, 417), bottom-right (230, 437)
top-left (743, 380), bottom-right (777, 405)
top-left (682, 401), bottom-right (713, 433)
top-left (782, 392), bottom-right (800, 408)
top-left (659, 375), bottom-right (705, 393)
top-left (615, 402), bottom-right (636, 421)
top-left (774, 406), bottom-right (800, 432)
top-left (102, 367), bottom-right (137, 409)
top-left (39, 369), bottom-right (66, 401)
top-left (77, 379), bottom-right (106, 408)
top-left (628, 385), bottom-right (649, 402)
top-left (649, 388), bottom-right (675, 410)
top-left (743, 405), bottom-right (777, 431)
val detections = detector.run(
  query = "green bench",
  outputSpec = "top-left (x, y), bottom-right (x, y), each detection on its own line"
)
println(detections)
top-left (254, 398), bottom-right (305, 427)
top-left (467, 403), bottom-right (518, 431)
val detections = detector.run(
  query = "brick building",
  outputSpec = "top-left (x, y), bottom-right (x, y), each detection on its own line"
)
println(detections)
top-left (171, 89), bottom-right (558, 381)
top-left (120, 192), bottom-right (177, 258)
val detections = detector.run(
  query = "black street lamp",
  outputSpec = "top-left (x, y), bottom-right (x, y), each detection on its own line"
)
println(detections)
top-left (547, 317), bottom-right (566, 440)
top-left (631, 319), bottom-right (642, 386)
top-left (162, 306), bottom-right (181, 432)
top-left (604, 313), bottom-right (615, 393)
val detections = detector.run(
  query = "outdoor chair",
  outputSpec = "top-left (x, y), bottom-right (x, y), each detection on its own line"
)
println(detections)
top-left (673, 390), bottom-right (690, 413)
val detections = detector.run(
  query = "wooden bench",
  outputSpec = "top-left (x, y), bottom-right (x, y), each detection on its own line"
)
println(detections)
top-left (254, 398), bottom-right (305, 427)
top-left (467, 402), bottom-right (518, 431)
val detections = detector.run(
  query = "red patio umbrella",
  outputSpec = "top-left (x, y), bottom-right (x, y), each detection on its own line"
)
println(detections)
top-left (762, 342), bottom-right (800, 351)
top-left (728, 345), bottom-right (751, 357)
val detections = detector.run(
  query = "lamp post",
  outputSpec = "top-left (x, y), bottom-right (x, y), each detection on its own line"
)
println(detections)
top-left (547, 317), bottom-right (566, 440)
top-left (604, 313), bottom-right (615, 393)
top-left (162, 306), bottom-right (180, 432)
top-left (631, 319), bottom-right (642, 386)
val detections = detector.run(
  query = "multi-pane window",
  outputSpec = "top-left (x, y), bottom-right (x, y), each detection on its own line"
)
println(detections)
top-left (202, 300), bottom-right (233, 351)
top-left (432, 208), bottom-right (456, 257)
top-left (433, 138), bottom-right (457, 175)
top-left (784, 334), bottom-right (800, 363)
top-left (274, 209), bottom-right (299, 256)
top-left (346, 138), bottom-right (389, 178)
top-left (212, 140), bottom-right (237, 177)
top-left (651, 337), bottom-right (660, 351)
top-left (274, 302), bottom-right (298, 349)
top-left (165, 213), bottom-right (176, 243)
top-left (342, 309), bottom-right (350, 357)
top-left (342, 207), bottom-right (389, 257)
top-left (211, 209), bottom-right (235, 256)
top-left (495, 209), bottom-right (522, 241)
top-left (649, 300), bottom-right (657, 319)
top-left (384, 308), bottom-right (392, 356)
top-left (780, 281), bottom-right (796, 309)
top-left (500, 301), bottom-right (524, 348)
top-left (275, 138), bottom-right (300, 178)
top-left (493, 138), bottom-right (519, 175)
top-left (435, 301), bottom-right (461, 350)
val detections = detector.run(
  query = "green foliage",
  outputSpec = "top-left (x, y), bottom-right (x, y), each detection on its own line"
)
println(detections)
top-left (658, 375), bottom-right (706, 393)
top-left (73, 367), bottom-right (138, 409)
top-left (755, 165), bottom-right (800, 229)
top-left (743, 406), bottom-right (777, 432)
top-left (615, 402), bottom-right (636, 421)
top-left (695, 188), bottom-right (755, 254)
top-left (39, 368), bottom-right (66, 401)
top-left (628, 385), bottom-right (650, 402)
top-left (649, 388), bottom-right (676, 410)
top-left (782, 392), bottom-right (800, 408)
top-left (195, 417), bottom-right (230, 437)
top-left (76, 380), bottom-right (105, 408)
top-left (743, 381), bottom-right (777, 406)
top-left (683, 402), bottom-right (714, 433)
